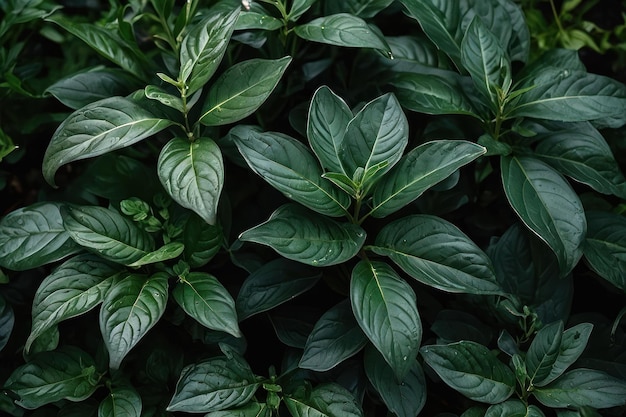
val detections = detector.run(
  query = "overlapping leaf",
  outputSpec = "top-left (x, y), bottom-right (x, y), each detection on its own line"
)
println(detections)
top-left (98, 385), bottom-right (142, 417)
top-left (284, 383), bottom-right (363, 417)
top-left (583, 211), bottom-right (626, 291)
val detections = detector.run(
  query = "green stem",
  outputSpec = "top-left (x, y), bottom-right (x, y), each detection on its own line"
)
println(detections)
top-left (549, 0), bottom-right (566, 35)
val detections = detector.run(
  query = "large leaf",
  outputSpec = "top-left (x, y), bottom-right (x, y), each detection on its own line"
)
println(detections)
top-left (501, 156), bottom-right (586, 275)
top-left (158, 136), bottom-right (224, 225)
top-left (533, 369), bottom-right (626, 409)
top-left (284, 383), bottom-right (363, 417)
top-left (173, 272), bottom-right (241, 338)
top-left (239, 204), bottom-right (365, 266)
top-left (484, 400), bottom-right (544, 417)
top-left (4, 346), bottom-right (100, 409)
top-left (351, 260), bottom-right (421, 380)
top-left (294, 14), bottom-right (390, 55)
top-left (167, 353), bottom-right (260, 413)
top-left (179, 7), bottom-right (239, 94)
top-left (26, 254), bottom-right (124, 353)
top-left (43, 96), bottom-right (174, 186)
top-left (583, 211), bottom-right (626, 291)
top-left (372, 215), bottom-right (502, 294)
top-left (199, 57), bottom-right (291, 126)
top-left (98, 385), bottom-right (142, 417)
top-left (369, 140), bottom-right (485, 217)
top-left (0, 202), bottom-right (81, 271)
top-left (232, 127), bottom-right (350, 216)
top-left (420, 341), bottom-right (516, 404)
top-left (62, 205), bottom-right (155, 265)
top-left (299, 299), bottom-right (368, 372)
top-left (307, 85), bottom-right (352, 173)
top-left (99, 273), bottom-right (169, 369)
top-left (236, 258), bottom-right (321, 321)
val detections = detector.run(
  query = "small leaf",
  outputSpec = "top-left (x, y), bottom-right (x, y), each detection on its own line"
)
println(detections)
top-left (289, 0), bottom-right (317, 21)
top-left (127, 242), bottom-right (184, 267)
top-left (372, 215), bottom-right (502, 294)
top-left (294, 13), bottom-right (390, 55)
top-left (43, 96), bottom-right (174, 186)
top-left (299, 299), bottom-right (368, 372)
top-left (284, 383), bottom-right (363, 417)
top-left (420, 341), bottom-right (516, 404)
top-left (583, 211), bottom-right (626, 291)
top-left (144, 85), bottom-right (184, 113)
top-left (98, 385), bottom-right (142, 417)
top-left (0, 202), bottom-right (81, 271)
top-left (324, 0), bottom-right (395, 18)
top-left (239, 204), bottom-right (366, 267)
top-left (199, 57), bottom-right (291, 126)
top-left (526, 321), bottom-right (564, 386)
top-left (100, 273), bottom-right (169, 369)
top-left (183, 214), bottom-right (223, 267)
top-left (173, 272), bottom-right (241, 338)
top-left (158, 137), bottom-right (224, 225)
top-left (237, 10), bottom-right (282, 30)
top-left (484, 400), bottom-right (541, 417)
top-left (207, 401), bottom-right (271, 417)
top-left (236, 258), bottom-right (321, 321)
top-left (0, 295), bottom-right (14, 352)
top-left (351, 260), bottom-right (421, 380)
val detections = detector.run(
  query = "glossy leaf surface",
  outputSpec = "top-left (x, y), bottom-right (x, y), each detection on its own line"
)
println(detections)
top-left (284, 383), bottom-right (363, 417)
top-left (98, 385), bottom-right (142, 417)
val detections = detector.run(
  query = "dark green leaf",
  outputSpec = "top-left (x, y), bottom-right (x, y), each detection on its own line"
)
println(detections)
top-left (0, 295), bottom-right (14, 351)
top-left (237, 10), bottom-right (282, 30)
top-left (484, 400), bottom-right (542, 417)
top-left (98, 385), bottom-right (142, 417)
top-left (127, 242), bottom-right (184, 267)
top-left (100, 273), bottom-right (169, 369)
top-left (239, 204), bottom-right (366, 266)
top-left (583, 211), bottom-right (626, 291)
top-left (324, 0), bottom-right (395, 18)
top-left (207, 401), bottom-right (271, 417)
top-left (199, 57), bottom-right (291, 126)
top-left (290, 0), bottom-right (318, 21)
top-left (526, 321), bottom-right (564, 386)
top-left (351, 260), bottom-right (421, 380)
top-left (284, 383), bottom-right (363, 417)
top-left (372, 215), bottom-right (502, 294)
top-left (420, 341), bottom-right (516, 404)
top-left (43, 96), bottom-right (174, 186)
top-left (183, 214), bottom-right (223, 267)
top-left (0, 202), bottom-right (81, 271)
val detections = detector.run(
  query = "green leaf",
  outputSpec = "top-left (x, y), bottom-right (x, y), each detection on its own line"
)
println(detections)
top-left (173, 272), bottom-right (241, 338)
top-left (0, 202), bottom-right (81, 271)
top-left (351, 260), bottom-right (421, 380)
top-left (299, 299), bottom-right (368, 372)
top-left (127, 242), bottom-right (184, 267)
top-left (526, 321), bottom-right (564, 386)
top-left (501, 156), bottom-right (586, 275)
top-left (364, 346), bottom-right (427, 417)
top-left (26, 254), bottom-right (123, 353)
top-left (372, 215), bottom-right (502, 294)
top-left (232, 127), bottom-right (350, 217)
top-left (207, 402), bottom-right (271, 417)
top-left (484, 400), bottom-right (543, 417)
top-left (4, 346), bottom-right (100, 409)
top-left (237, 10), bottom-right (283, 30)
top-left (183, 214), bottom-right (223, 267)
top-left (420, 341), bottom-right (516, 404)
top-left (179, 8), bottom-right (240, 94)
top-left (324, 0), bottom-right (395, 18)
top-left (533, 369), bottom-right (626, 409)
top-left (370, 140), bottom-right (485, 217)
top-left (307, 85), bottom-right (352, 173)
top-left (167, 354), bottom-right (260, 413)
top-left (98, 385), bottom-right (142, 417)
top-left (99, 273), bottom-right (169, 369)
top-left (236, 258), bottom-right (321, 321)
top-left (0, 295), bottom-right (14, 352)
top-left (43, 96), bottom-right (174, 186)
top-left (62, 205), bottom-right (155, 265)
top-left (339, 93), bottom-right (408, 183)
top-left (294, 14), bottom-right (391, 55)
top-left (199, 57), bottom-right (291, 126)
top-left (144, 85), bottom-right (185, 113)
top-left (158, 137), bottom-right (224, 225)
top-left (239, 204), bottom-right (366, 267)
top-left (289, 0), bottom-right (317, 21)
top-left (284, 383), bottom-right (363, 417)
top-left (583, 211), bottom-right (626, 291)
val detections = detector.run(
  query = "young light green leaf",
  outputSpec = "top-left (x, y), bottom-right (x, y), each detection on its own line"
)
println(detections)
top-left (236, 258), bottom-right (321, 321)
top-left (370, 140), bottom-right (485, 217)
top-left (307, 85), bottom-right (352, 173)
top-left (351, 260), bottom-right (421, 380)
top-left (144, 85), bottom-right (185, 113)
top-left (501, 155), bottom-right (586, 276)
top-left (158, 136), bottom-right (224, 225)
top-left (583, 211), bottom-right (626, 291)
top-left (533, 369), bottom-right (626, 409)
top-left (183, 214), bottom-right (223, 267)
top-left (294, 14), bottom-right (391, 55)
top-left (127, 242), bottom-right (185, 267)
top-left (233, 128), bottom-right (350, 216)
top-left (98, 385), bottom-right (142, 417)
top-left (239, 204), bottom-right (366, 267)
top-left (364, 346), bottom-right (427, 417)
top-left (99, 273), bottom-right (169, 369)
top-left (284, 383), bottom-right (363, 417)
top-left (199, 57), bottom-right (291, 126)
top-left (43, 96), bottom-right (174, 186)
top-left (62, 205), bottom-right (155, 265)
top-left (26, 254), bottom-right (123, 353)
top-left (526, 321), bottom-right (564, 386)
top-left (0, 202), bottom-right (81, 271)
top-left (4, 346), bottom-right (100, 409)
top-left (420, 341), bottom-right (516, 404)
top-left (179, 8), bottom-right (240, 95)
top-left (372, 215), bottom-right (502, 294)
top-left (173, 272), bottom-right (241, 338)
top-left (299, 299), bottom-right (368, 372)
top-left (167, 354), bottom-right (260, 413)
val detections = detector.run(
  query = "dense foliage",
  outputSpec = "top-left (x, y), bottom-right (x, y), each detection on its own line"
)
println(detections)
top-left (1, 0), bottom-right (626, 416)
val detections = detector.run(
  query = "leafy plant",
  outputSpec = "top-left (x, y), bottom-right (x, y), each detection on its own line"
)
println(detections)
top-left (1, 0), bottom-right (626, 416)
